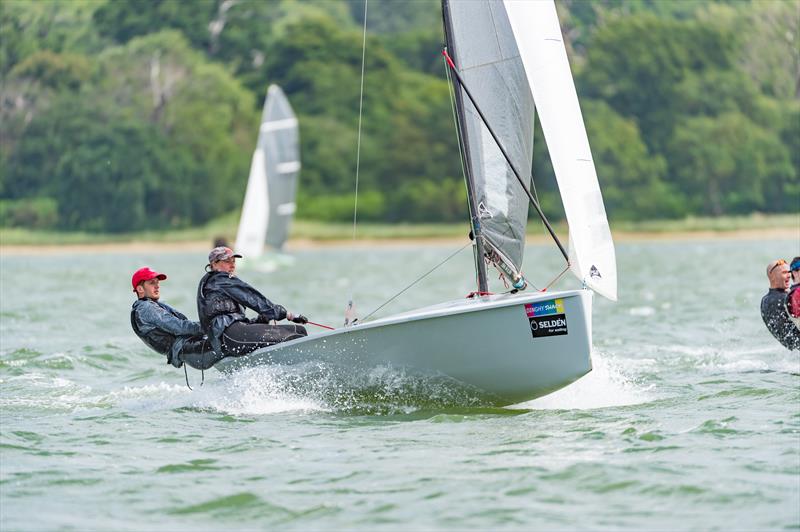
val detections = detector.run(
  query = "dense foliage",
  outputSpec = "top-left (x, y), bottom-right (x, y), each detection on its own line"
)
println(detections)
top-left (1, 0), bottom-right (797, 232)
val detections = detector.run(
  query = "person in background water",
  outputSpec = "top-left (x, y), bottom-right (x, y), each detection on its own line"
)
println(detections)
top-left (197, 247), bottom-right (309, 357)
top-left (130, 267), bottom-right (224, 370)
top-left (760, 259), bottom-right (800, 350)
top-left (787, 256), bottom-right (800, 329)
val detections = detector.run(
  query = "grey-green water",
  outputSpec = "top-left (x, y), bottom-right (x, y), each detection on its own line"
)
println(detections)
top-left (1, 238), bottom-right (798, 531)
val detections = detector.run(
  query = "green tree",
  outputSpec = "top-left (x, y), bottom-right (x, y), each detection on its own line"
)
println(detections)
top-left (96, 31), bottom-right (256, 221)
top-left (9, 50), bottom-right (90, 91)
top-left (581, 100), bottom-right (677, 219)
top-left (383, 72), bottom-right (462, 221)
top-left (697, 1), bottom-right (800, 100)
top-left (93, 0), bottom-right (217, 48)
top-left (0, 0), bottom-right (106, 76)
top-left (668, 112), bottom-right (794, 215)
top-left (580, 13), bottom-right (737, 154)
top-left (6, 95), bottom-right (174, 231)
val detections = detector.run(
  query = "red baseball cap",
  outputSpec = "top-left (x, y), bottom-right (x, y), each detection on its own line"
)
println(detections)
top-left (131, 267), bottom-right (167, 292)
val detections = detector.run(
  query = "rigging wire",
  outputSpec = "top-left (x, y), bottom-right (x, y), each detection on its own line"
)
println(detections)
top-left (345, 0), bottom-right (368, 325)
top-left (351, 0), bottom-right (368, 244)
top-left (443, 50), bottom-right (470, 213)
top-left (443, 48), bottom-right (483, 291)
top-left (361, 241), bottom-right (472, 322)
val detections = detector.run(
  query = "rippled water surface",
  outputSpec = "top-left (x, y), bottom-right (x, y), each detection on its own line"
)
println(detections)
top-left (1, 238), bottom-right (798, 530)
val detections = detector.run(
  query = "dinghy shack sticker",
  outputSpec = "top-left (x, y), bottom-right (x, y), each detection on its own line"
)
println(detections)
top-left (524, 299), bottom-right (568, 338)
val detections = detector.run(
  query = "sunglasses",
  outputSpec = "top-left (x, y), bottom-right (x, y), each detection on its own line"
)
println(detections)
top-left (769, 259), bottom-right (787, 274)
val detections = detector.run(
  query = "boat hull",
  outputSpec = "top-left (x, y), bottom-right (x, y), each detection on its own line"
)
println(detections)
top-left (214, 289), bottom-right (593, 405)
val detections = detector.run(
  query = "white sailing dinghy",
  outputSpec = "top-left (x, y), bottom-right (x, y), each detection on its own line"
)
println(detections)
top-left (234, 85), bottom-right (300, 267)
top-left (216, 0), bottom-right (617, 406)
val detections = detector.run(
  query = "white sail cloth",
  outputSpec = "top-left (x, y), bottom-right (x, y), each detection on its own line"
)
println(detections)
top-left (504, 0), bottom-right (617, 301)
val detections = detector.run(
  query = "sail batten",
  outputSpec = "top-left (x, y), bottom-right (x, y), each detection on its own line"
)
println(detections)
top-left (260, 118), bottom-right (298, 132)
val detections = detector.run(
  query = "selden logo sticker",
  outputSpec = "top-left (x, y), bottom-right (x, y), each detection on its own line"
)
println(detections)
top-left (529, 314), bottom-right (568, 338)
top-left (525, 298), bottom-right (564, 318)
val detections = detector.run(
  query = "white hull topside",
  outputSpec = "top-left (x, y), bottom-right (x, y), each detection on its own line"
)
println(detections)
top-left (215, 289), bottom-right (594, 405)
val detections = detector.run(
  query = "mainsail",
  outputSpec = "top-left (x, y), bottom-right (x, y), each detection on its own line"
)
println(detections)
top-left (235, 85), bottom-right (300, 256)
top-left (443, 0), bottom-right (535, 286)
top-left (504, 0), bottom-right (617, 300)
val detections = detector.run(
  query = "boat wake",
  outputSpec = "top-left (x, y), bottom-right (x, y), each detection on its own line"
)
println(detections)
top-left (197, 362), bottom-right (493, 416)
top-left (1, 350), bottom-right (653, 416)
top-left (70, 361), bottom-right (497, 417)
top-left (520, 350), bottom-right (654, 410)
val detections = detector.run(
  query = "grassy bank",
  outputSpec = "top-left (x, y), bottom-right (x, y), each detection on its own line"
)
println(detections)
top-left (0, 213), bottom-right (796, 247)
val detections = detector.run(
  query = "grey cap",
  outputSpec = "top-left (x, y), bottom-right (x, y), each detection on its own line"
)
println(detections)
top-left (208, 246), bottom-right (242, 263)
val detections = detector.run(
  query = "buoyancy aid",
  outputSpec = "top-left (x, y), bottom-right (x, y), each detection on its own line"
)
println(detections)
top-left (130, 308), bottom-right (174, 362)
top-left (197, 271), bottom-right (245, 331)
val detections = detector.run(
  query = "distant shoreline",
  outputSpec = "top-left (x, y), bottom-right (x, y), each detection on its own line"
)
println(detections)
top-left (1, 227), bottom-right (795, 256)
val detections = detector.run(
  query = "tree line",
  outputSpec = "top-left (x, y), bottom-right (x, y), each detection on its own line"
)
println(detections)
top-left (1, 0), bottom-right (797, 232)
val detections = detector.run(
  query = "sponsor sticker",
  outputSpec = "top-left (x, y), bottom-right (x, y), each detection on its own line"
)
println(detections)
top-left (529, 314), bottom-right (568, 338)
top-left (524, 298), bottom-right (564, 318)
top-left (524, 299), bottom-right (568, 338)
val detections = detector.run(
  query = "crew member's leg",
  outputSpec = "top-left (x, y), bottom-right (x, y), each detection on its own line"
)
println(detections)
top-left (221, 321), bottom-right (308, 356)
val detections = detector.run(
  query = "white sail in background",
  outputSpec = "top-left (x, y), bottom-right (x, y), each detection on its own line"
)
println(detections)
top-left (235, 147), bottom-right (270, 257)
top-left (235, 85), bottom-right (300, 257)
top-left (504, 0), bottom-right (617, 301)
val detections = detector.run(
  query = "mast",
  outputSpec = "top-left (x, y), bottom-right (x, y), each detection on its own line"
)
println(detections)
top-left (441, 0), bottom-right (489, 293)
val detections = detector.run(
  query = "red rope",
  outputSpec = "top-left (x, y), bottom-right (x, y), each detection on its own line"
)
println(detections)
top-left (466, 291), bottom-right (493, 299)
top-left (442, 49), bottom-right (456, 70)
top-left (307, 320), bottom-right (335, 330)
top-left (540, 264), bottom-right (571, 293)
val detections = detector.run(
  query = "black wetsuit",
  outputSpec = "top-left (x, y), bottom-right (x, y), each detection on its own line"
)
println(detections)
top-left (760, 288), bottom-right (800, 351)
top-left (130, 299), bottom-right (225, 369)
top-left (197, 271), bottom-right (307, 357)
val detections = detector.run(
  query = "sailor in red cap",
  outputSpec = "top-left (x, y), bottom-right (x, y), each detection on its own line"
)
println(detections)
top-left (130, 267), bottom-right (223, 370)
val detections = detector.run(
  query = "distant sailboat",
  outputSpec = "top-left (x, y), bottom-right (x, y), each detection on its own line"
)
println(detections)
top-left (216, 0), bottom-right (617, 406)
top-left (235, 85), bottom-right (300, 263)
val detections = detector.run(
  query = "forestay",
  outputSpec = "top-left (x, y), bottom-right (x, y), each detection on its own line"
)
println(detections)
top-left (445, 1), bottom-right (535, 279)
top-left (504, 0), bottom-right (617, 301)
top-left (235, 85), bottom-right (300, 256)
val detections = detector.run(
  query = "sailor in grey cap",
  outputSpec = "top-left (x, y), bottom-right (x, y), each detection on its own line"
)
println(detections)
top-left (196, 247), bottom-right (308, 357)
top-left (207, 246), bottom-right (241, 264)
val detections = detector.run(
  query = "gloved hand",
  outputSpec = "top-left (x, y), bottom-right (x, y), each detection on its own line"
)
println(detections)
top-left (254, 313), bottom-right (273, 324)
top-left (289, 313), bottom-right (308, 324)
